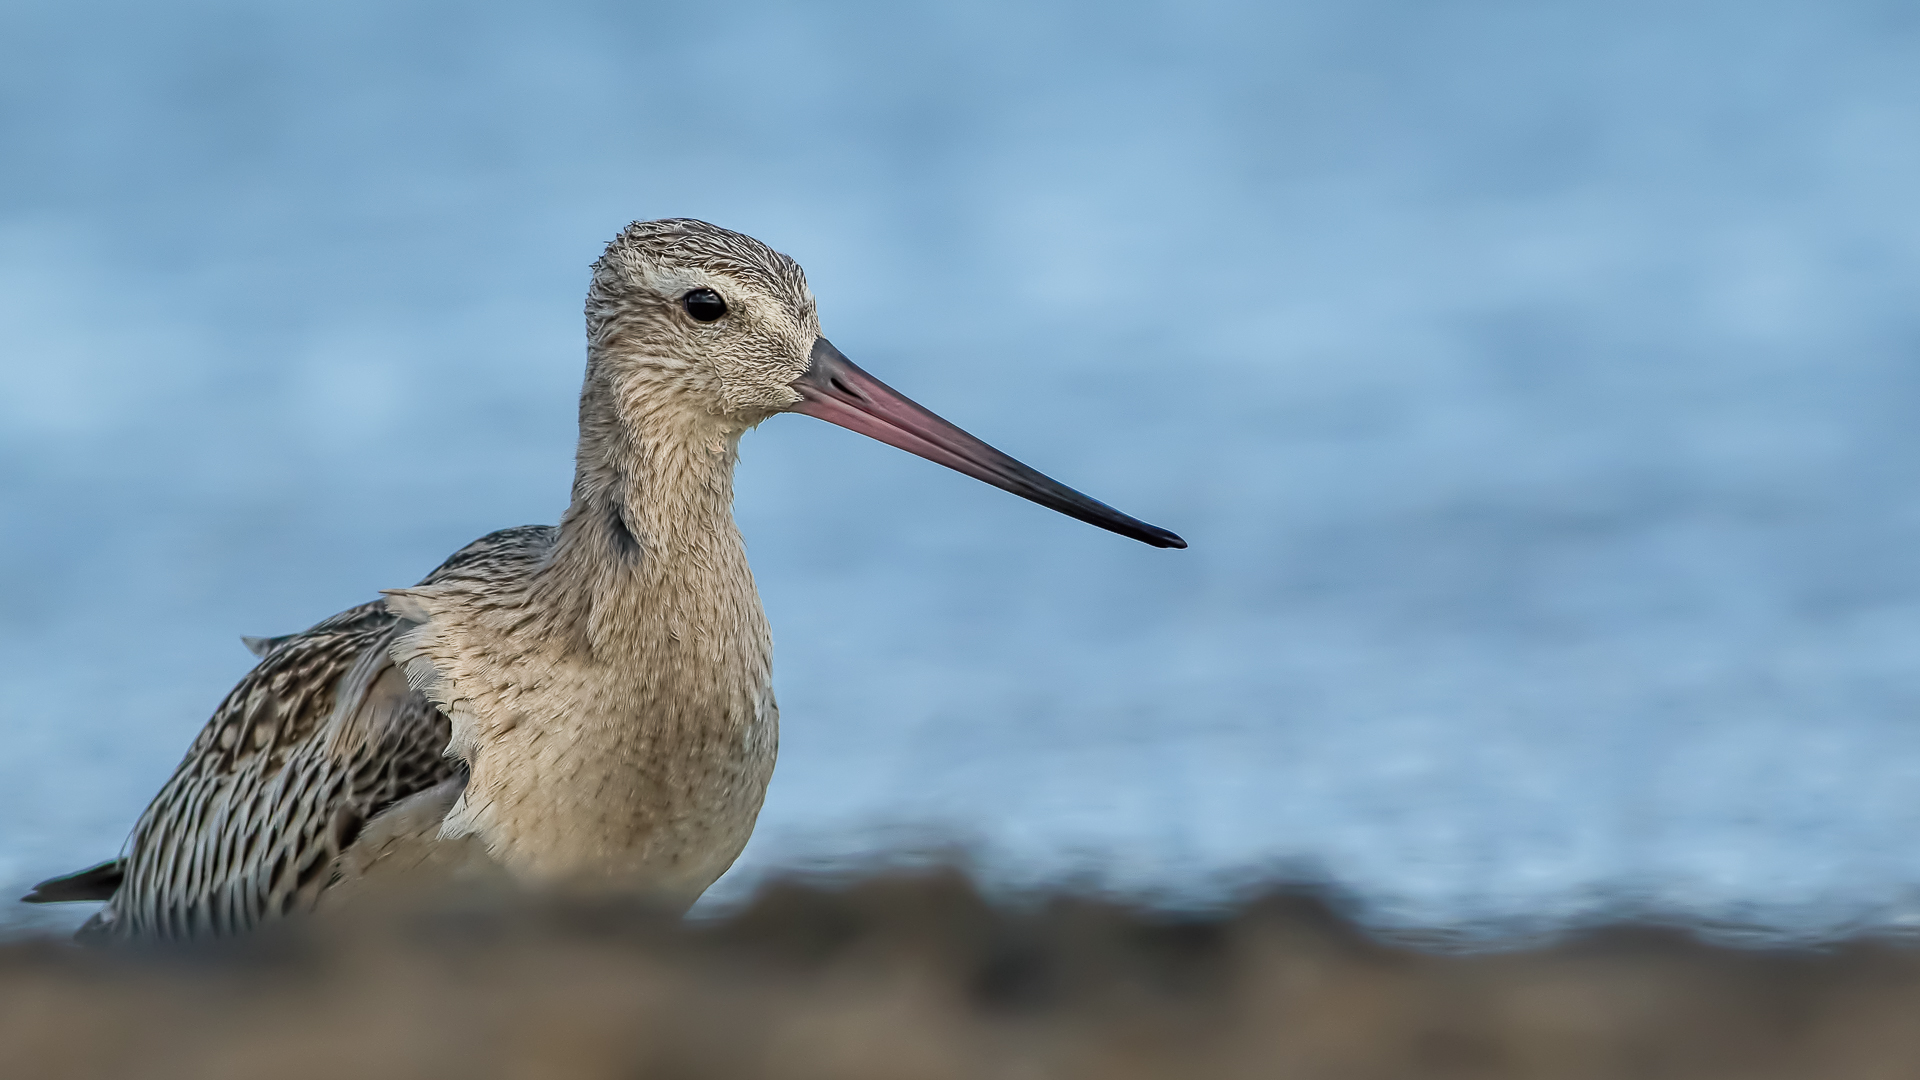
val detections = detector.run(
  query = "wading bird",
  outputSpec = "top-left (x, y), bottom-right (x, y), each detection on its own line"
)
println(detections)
top-left (23, 220), bottom-right (1184, 939)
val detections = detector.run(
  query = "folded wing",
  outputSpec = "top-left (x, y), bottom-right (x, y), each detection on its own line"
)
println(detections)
top-left (37, 526), bottom-right (553, 940)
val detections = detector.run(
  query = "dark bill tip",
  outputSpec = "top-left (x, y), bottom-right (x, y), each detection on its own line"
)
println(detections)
top-left (790, 338), bottom-right (1187, 549)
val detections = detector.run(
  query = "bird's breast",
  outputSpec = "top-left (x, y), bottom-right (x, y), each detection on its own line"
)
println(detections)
top-left (406, 579), bottom-right (780, 902)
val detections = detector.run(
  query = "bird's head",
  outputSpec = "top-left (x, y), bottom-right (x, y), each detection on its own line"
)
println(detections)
top-left (586, 218), bottom-right (1185, 549)
top-left (587, 218), bottom-right (819, 427)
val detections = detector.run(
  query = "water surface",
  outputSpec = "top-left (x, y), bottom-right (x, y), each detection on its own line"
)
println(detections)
top-left (4, 0), bottom-right (1920, 939)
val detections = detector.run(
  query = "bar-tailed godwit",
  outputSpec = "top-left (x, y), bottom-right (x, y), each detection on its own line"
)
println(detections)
top-left (24, 219), bottom-right (1184, 938)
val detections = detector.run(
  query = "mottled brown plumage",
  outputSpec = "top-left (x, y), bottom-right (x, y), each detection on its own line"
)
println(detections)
top-left (64, 528), bottom-right (549, 938)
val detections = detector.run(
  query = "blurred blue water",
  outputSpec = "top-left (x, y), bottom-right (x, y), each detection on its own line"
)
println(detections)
top-left (4, 0), bottom-right (1920, 938)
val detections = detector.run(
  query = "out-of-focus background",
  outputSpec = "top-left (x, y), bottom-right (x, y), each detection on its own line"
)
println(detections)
top-left (3, 0), bottom-right (1918, 940)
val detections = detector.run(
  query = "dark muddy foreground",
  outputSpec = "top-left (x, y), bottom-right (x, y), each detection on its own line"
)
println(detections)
top-left (4, 873), bottom-right (1918, 1079)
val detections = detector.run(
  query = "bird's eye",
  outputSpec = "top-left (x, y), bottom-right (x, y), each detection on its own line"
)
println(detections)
top-left (682, 288), bottom-right (728, 322)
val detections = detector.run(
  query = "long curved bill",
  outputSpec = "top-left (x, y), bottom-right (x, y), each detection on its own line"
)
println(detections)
top-left (789, 338), bottom-right (1187, 549)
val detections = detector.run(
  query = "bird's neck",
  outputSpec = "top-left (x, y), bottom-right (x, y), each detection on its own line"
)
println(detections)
top-left (543, 379), bottom-right (757, 653)
top-left (417, 372), bottom-right (779, 898)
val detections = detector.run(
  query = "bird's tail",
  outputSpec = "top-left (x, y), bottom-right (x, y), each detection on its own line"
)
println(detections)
top-left (20, 859), bottom-right (125, 903)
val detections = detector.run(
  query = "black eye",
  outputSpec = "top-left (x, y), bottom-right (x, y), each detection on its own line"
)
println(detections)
top-left (682, 288), bottom-right (727, 322)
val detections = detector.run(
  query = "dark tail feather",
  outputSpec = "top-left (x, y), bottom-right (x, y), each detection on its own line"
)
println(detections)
top-left (21, 859), bottom-right (125, 904)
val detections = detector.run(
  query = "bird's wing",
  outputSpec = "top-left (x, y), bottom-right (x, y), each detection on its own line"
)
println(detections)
top-left (54, 526), bottom-right (555, 940)
top-left (82, 600), bottom-right (453, 939)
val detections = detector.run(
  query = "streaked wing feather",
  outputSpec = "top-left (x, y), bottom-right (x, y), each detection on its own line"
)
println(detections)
top-left (82, 526), bottom-right (553, 940)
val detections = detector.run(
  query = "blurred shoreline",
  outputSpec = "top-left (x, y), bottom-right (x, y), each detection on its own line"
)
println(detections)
top-left (8, 869), bottom-right (1920, 1079)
